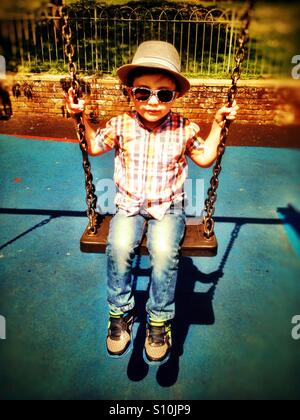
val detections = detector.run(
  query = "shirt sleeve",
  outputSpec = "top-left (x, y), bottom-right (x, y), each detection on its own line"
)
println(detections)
top-left (185, 120), bottom-right (205, 157)
top-left (94, 118), bottom-right (117, 152)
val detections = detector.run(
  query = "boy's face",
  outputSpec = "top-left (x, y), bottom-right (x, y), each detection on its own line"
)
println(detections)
top-left (130, 72), bottom-right (177, 129)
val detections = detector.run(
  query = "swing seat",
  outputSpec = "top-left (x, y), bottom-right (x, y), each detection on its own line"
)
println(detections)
top-left (80, 215), bottom-right (218, 257)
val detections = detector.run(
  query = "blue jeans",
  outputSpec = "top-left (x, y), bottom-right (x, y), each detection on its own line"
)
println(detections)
top-left (106, 208), bottom-right (186, 321)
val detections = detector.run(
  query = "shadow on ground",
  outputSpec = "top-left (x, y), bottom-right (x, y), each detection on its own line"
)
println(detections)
top-left (127, 222), bottom-right (242, 387)
top-left (1, 206), bottom-right (297, 387)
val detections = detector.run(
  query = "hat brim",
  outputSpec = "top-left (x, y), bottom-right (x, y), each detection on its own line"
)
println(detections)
top-left (117, 63), bottom-right (190, 97)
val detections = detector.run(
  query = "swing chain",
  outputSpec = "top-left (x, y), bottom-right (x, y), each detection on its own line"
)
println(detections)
top-left (203, 0), bottom-right (254, 239)
top-left (60, 6), bottom-right (99, 235)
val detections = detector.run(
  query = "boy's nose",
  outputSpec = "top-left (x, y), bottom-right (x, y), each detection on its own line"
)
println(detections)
top-left (148, 93), bottom-right (159, 105)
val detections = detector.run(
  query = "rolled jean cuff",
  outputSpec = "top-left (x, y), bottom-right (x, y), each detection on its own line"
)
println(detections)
top-left (108, 302), bottom-right (135, 315)
top-left (146, 308), bottom-right (175, 323)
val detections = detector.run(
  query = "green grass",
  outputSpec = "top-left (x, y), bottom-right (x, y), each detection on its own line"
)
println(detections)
top-left (3, 0), bottom-right (297, 80)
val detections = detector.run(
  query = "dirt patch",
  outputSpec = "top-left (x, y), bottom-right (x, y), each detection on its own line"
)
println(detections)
top-left (0, 114), bottom-right (299, 148)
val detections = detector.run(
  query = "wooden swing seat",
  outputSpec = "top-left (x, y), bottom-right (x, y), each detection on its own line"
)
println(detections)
top-left (80, 215), bottom-right (218, 257)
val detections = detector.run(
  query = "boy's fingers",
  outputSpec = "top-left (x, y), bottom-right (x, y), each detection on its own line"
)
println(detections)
top-left (68, 87), bottom-right (75, 96)
top-left (228, 100), bottom-right (237, 106)
top-left (67, 100), bottom-right (85, 114)
top-left (64, 93), bottom-right (71, 103)
top-left (223, 106), bottom-right (238, 114)
top-left (226, 100), bottom-right (238, 109)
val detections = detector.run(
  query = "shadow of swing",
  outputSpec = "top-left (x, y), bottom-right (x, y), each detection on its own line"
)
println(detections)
top-left (126, 205), bottom-right (300, 386)
top-left (277, 204), bottom-right (300, 238)
top-left (0, 206), bottom-right (298, 386)
top-left (127, 223), bottom-right (241, 387)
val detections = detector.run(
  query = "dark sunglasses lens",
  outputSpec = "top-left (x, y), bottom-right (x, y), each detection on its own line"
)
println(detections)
top-left (157, 90), bottom-right (175, 103)
top-left (133, 88), bottom-right (151, 101)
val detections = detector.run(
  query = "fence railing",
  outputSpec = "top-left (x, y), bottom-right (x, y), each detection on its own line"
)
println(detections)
top-left (0, 3), bottom-right (288, 78)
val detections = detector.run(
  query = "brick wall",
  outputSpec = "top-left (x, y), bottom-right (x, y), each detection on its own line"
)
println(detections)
top-left (2, 75), bottom-right (300, 126)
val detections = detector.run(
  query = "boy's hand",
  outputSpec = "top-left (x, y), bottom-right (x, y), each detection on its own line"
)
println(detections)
top-left (64, 87), bottom-right (85, 117)
top-left (214, 100), bottom-right (239, 127)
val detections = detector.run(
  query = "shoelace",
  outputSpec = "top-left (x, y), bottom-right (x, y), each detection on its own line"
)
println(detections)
top-left (148, 325), bottom-right (166, 345)
top-left (110, 317), bottom-right (127, 339)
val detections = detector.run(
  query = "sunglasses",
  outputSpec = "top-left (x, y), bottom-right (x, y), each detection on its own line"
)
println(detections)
top-left (130, 87), bottom-right (177, 103)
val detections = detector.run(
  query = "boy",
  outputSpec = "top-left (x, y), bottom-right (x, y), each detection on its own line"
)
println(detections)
top-left (66, 41), bottom-right (239, 364)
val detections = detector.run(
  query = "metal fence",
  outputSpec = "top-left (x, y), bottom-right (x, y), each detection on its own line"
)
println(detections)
top-left (0, 3), bottom-right (287, 78)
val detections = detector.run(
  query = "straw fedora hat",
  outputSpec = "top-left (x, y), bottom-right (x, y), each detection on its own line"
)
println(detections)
top-left (117, 41), bottom-right (190, 97)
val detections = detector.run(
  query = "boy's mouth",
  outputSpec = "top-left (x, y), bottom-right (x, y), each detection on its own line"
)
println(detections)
top-left (146, 109), bottom-right (161, 114)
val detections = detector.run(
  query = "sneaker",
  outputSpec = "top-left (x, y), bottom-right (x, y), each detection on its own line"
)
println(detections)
top-left (106, 311), bottom-right (134, 357)
top-left (144, 319), bottom-right (172, 364)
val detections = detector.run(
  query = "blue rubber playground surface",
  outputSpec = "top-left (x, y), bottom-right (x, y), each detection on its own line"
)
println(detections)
top-left (0, 134), bottom-right (300, 400)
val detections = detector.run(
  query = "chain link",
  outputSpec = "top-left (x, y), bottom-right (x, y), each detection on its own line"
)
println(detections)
top-left (203, 0), bottom-right (254, 238)
top-left (60, 6), bottom-right (99, 235)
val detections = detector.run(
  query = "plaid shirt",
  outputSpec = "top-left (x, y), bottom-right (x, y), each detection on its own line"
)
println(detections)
top-left (95, 111), bottom-right (204, 220)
